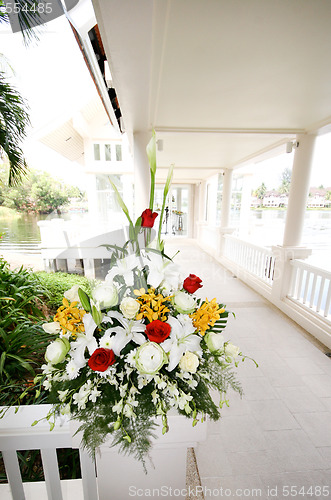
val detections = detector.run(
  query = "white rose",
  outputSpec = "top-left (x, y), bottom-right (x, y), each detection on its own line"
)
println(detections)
top-left (45, 338), bottom-right (70, 364)
top-left (225, 342), bottom-right (240, 359)
top-left (173, 291), bottom-right (196, 314)
top-left (120, 297), bottom-right (140, 319)
top-left (205, 332), bottom-right (225, 352)
top-left (92, 283), bottom-right (118, 310)
top-left (64, 285), bottom-right (81, 304)
top-left (135, 342), bottom-right (167, 374)
top-left (42, 321), bottom-right (62, 334)
top-left (179, 352), bottom-right (199, 373)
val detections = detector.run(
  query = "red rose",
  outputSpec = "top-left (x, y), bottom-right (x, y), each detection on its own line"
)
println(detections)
top-left (183, 274), bottom-right (203, 294)
top-left (88, 348), bottom-right (116, 372)
top-left (145, 320), bottom-right (171, 343)
top-left (141, 209), bottom-right (158, 228)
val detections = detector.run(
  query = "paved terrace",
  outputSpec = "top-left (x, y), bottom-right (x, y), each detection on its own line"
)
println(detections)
top-left (165, 240), bottom-right (331, 500)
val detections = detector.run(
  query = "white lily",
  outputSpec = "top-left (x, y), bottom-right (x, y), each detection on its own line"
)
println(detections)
top-left (143, 251), bottom-right (181, 289)
top-left (105, 253), bottom-right (140, 287)
top-left (103, 310), bottom-right (146, 355)
top-left (69, 313), bottom-right (98, 368)
top-left (161, 315), bottom-right (202, 371)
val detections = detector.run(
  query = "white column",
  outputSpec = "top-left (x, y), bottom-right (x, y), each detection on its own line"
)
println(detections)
top-left (133, 131), bottom-right (151, 219)
top-left (271, 134), bottom-right (315, 300)
top-left (283, 134), bottom-right (316, 247)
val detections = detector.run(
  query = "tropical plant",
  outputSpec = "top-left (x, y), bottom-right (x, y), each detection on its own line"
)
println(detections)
top-left (0, 0), bottom-right (43, 186)
top-left (0, 257), bottom-right (52, 405)
top-left (279, 167), bottom-right (292, 195)
top-left (254, 182), bottom-right (267, 205)
top-left (0, 73), bottom-right (30, 186)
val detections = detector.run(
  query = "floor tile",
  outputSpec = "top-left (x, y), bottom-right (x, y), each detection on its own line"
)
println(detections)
top-left (293, 412), bottom-right (331, 447)
top-left (248, 400), bottom-right (301, 430)
top-left (241, 377), bottom-right (279, 400)
top-left (260, 470), bottom-right (331, 500)
top-left (283, 356), bottom-right (326, 375)
top-left (208, 414), bottom-right (267, 452)
top-left (275, 386), bottom-right (328, 413)
top-left (301, 374), bottom-right (331, 398)
top-left (202, 474), bottom-right (267, 499)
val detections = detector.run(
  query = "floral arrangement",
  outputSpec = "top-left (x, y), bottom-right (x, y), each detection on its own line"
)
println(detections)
top-left (36, 133), bottom-right (254, 465)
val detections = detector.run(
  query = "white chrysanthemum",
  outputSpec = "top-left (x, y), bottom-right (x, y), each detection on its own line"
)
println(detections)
top-left (66, 360), bottom-right (80, 380)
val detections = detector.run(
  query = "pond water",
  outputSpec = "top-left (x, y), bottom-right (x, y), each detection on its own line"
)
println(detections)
top-left (0, 207), bottom-right (330, 270)
top-left (232, 208), bottom-right (331, 271)
top-left (0, 209), bottom-right (47, 253)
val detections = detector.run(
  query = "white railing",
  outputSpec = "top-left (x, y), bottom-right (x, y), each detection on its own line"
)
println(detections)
top-left (223, 235), bottom-right (275, 286)
top-left (288, 260), bottom-right (331, 322)
top-left (0, 405), bottom-right (98, 500)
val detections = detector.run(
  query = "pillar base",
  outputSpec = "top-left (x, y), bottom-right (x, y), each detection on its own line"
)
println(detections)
top-left (271, 245), bottom-right (312, 300)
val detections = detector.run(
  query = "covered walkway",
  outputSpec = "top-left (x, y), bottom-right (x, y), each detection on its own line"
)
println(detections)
top-left (165, 239), bottom-right (331, 499)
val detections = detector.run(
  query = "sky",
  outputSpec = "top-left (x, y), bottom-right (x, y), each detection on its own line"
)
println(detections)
top-left (0, 13), bottom-right (97, 189)
top-left (1, 12), bottom-right (331, 191)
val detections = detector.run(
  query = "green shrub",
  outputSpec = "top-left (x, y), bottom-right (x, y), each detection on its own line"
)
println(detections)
top-left (0, 258), bottom-right (52, 405)
top-left (33, 272), bottom-right (91, 311)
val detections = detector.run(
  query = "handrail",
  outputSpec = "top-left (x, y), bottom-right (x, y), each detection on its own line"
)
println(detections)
top-left (223, 234), bottom-right (274, 286)
top-left (223, 234), bottom-right (271, 254)
top-left (288, 260), bottom-right (331, 320)
top-left (0, 405), bottom-right (98, 500)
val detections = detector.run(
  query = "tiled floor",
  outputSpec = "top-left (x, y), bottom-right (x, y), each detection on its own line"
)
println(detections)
top-left (165, 240), bottom-right (331, 500)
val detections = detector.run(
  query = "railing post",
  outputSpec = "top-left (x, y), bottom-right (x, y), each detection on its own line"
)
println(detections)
top-left (271, 246), bottom-right (312, 301)
top-left (218, 227), bottom-right (235, 256)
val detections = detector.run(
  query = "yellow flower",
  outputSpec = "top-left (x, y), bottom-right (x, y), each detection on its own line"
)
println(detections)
top-left (54, 298), bottom-right (86, 338)
top-left (190, 298), bottom-right (225, 336)
top-left (135, 288), bottom-right (172, 323)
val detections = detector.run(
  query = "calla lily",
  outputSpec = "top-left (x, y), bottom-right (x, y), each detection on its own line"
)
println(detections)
top-left (161, 315), bottom-right (201, 371)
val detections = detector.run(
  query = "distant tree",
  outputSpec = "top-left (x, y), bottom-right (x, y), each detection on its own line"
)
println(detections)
top-left (278, 167), bottom-right (292, 194)
top-left (254, 182), bottom-right (267, 206)
top-left (0, 169), bottom-right (83, 214)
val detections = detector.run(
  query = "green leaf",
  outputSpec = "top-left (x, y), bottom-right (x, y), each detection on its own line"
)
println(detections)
top-left (146, 130), bottom-right (156, 176)
top-left (157, 163), bottom-right (174, 247)
top-left (78, 288), bottom-right (91, 313)
top-left (107, 176), bottom-right (133, 226)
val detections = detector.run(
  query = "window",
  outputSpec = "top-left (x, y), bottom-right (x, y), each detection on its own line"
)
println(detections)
top-left (216, 173), bottom-right (223, 224)
top-left (115, 144), bottom-right (122, 161)
top-left (105, 144), bottom-right (111, 161)
top-left (205, 184), bottom-right (210, 221)
top-left (94, 144), bottom-right (100, 161)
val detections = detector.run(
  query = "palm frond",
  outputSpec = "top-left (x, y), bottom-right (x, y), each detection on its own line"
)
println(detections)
top-left (0, 73), bottom-right (30, 186)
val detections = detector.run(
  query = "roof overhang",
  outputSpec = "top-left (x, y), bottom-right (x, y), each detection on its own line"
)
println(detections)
top-left (92, 0), bottom-right (331, 182)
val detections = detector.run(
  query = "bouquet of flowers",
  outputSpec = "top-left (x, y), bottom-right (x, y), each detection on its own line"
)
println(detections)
top-left (36, 133), bottom-right (253, 465)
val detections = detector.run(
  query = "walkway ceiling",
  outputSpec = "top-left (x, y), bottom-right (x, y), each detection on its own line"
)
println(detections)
top-left (92, 0), bottom-right (331, 183)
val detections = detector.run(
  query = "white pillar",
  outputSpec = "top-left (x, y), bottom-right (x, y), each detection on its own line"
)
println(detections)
top-left (220, 169), bottom-right (233, 228)
top-left (283, 134), bottom-right (316, 247)
top-left (271, 134), bottom-right (315, 300)
top-left (133, 131), bottom-right (151, 219)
